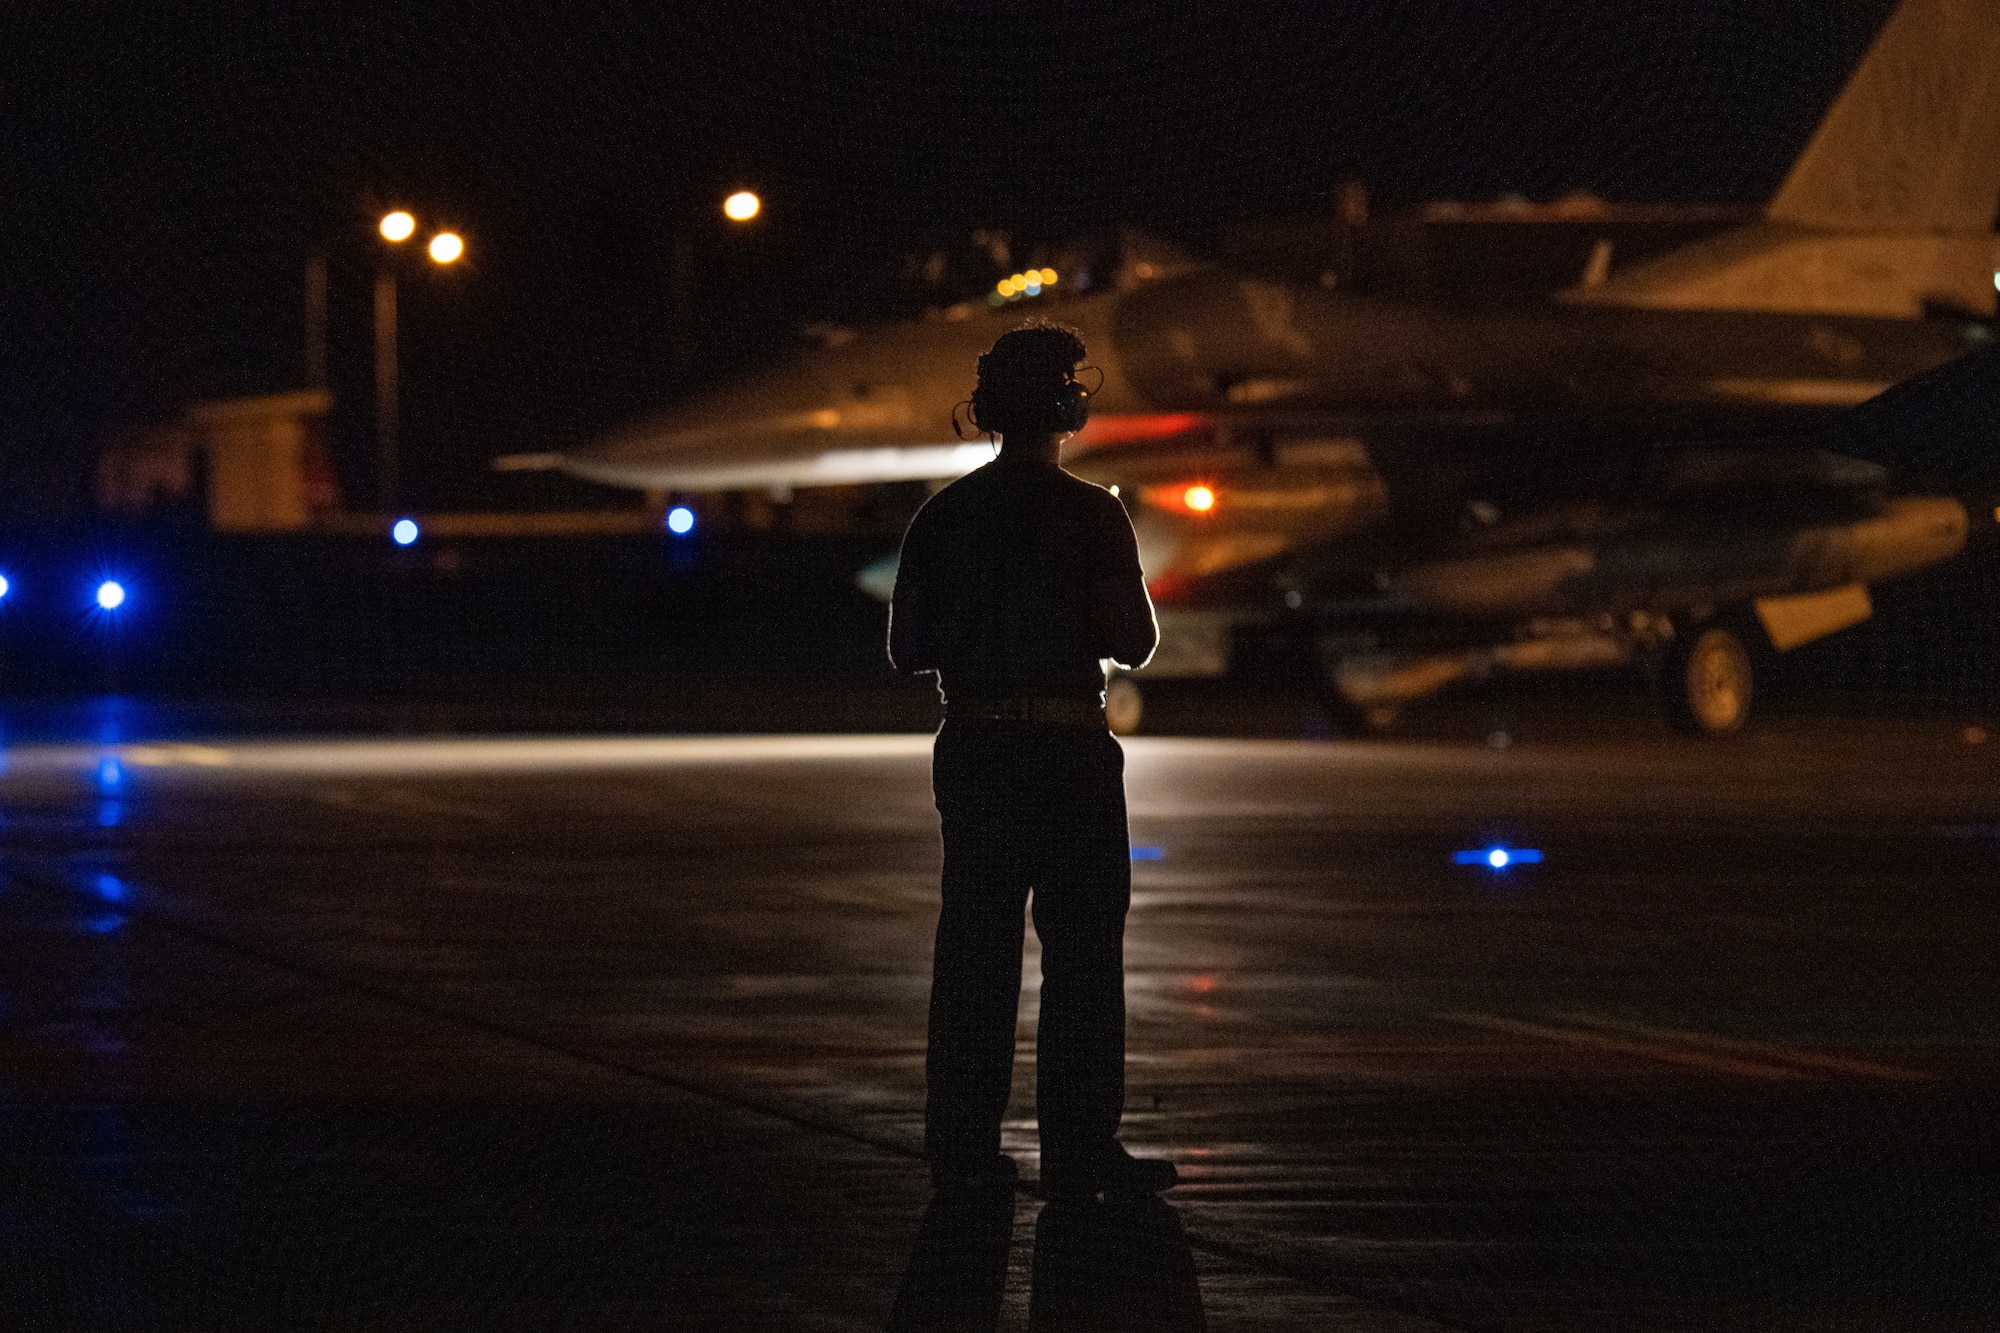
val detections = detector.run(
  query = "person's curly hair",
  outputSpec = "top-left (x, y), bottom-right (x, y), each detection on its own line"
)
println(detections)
top-left (969, 321), bottom-right (1087, 436)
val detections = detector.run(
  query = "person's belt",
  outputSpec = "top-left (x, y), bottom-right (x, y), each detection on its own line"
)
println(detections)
top-left (945, 695), bottom-right (1107, 728)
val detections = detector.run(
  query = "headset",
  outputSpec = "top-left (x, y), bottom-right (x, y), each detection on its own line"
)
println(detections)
top-left (954, 364), bottom-right (1099, 440)
top-left (1048, 370), bottom-right (1091, 434)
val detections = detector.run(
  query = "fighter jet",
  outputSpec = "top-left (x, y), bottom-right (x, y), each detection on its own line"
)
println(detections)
top-left (555, 0), bottom-right (2000, 735)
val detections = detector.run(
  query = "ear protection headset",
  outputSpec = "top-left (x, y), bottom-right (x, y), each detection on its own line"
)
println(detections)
top-left (1048, 371), bottom-right (1091, 434)
top-left (954, 364), bottom-right (1097, 440)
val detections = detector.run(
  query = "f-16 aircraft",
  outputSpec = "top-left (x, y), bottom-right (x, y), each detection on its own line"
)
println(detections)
top-left (555, 0), bottom-right (2000, 735)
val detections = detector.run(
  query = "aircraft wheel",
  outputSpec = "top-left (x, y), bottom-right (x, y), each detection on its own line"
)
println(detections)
top-left (1105, 677), bottom-right (1144, 736)
top-left (1655, 624), bottom-right (1755, 736)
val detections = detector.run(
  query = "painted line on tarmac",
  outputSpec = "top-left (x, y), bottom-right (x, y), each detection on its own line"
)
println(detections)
top-left (1548, 1011), bottom-right (1932, 1082)
top-left (1433, 1010), bottom-right (1806, 1079)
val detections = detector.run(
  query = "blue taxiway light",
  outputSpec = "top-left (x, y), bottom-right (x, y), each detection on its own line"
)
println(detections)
top-left (1130, 845), bottom-right (1166, 861)
top-left (666, 506), bottom-right (696, 535)
top-left (0, 573), bottom-right (10, 599)
top-left (1454, 846), bottom-right (1543, 868)
top-left (392, 518), bottom-right (420, 546)
top-left (95, 580), bottom-right (126, 610)
top-left (94, 873), bottom-right (128, 903)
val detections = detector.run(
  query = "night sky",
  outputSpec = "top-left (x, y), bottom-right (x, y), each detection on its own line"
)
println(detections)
top-left (7, 1), bottom-right (1894, 518)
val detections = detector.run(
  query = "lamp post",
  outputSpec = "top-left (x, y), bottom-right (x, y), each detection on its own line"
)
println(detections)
top-left (373, 265), bottom-right (399, 511)
top-left (667, 190), bottom-right (762, 387)
top-left (373, 211), bottom-right (462, 512)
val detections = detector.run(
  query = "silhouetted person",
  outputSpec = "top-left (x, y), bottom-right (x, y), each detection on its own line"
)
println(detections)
top-left (890, 322), bottom-right (1175, 1199)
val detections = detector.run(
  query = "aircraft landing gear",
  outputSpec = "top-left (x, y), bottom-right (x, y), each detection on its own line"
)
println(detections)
top-left (1105, 676), bottom-right (1145, 736)
top-left (1652, 621), bottom-right (1756, 736)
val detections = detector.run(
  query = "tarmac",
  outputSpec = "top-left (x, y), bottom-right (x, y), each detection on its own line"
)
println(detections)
top-left (1, 695), bottom-right (1996, 1329)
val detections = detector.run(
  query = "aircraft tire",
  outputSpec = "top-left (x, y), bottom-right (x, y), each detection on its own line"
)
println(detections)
top-left (1654, 623), bottom-right (1755, 737)
top-left (1105, 676), bottom-right (1144, 736)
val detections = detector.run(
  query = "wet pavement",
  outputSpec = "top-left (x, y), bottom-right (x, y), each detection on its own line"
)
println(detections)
top-left (2, 707), bottom-right (1997, 1329)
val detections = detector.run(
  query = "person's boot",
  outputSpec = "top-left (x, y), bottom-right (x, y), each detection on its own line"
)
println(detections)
top-left (1039, 1144), bottom-right (1178, 1200)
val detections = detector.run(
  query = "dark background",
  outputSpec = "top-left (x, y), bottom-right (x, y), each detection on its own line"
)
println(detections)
top-left (6, 1), bottom-right (1898, 521)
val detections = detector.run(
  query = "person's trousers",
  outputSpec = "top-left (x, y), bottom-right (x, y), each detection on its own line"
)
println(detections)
top-left (927, 720), bottom-right (1132, 1169)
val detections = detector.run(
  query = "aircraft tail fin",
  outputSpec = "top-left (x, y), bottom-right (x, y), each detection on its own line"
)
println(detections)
top-left (1767, 0), bottom-right (2000, 233)
top-left (1567, 0), bottom-right (2000, 318)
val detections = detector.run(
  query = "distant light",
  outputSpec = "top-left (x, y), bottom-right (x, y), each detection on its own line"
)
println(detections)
top-left (95, 580), bottom-right (125, 610)
top-left (95, 873), bottom-right (127, 903)
top-left (1183, 485), bottom-right (1215, 512)
top-left (95, 755), bottom-right (123, 793)
top-left (392, 518), bottom-right (419, 546)
top-left (1039, 267), bottom-right (1058, 285)
top-left (1992, 269), bottom-right (1999, 292)
top-left (1108, 485), bottom-right (1119, 497)
top-left (1130, 844), bottom-right (1166, 861)
top-left (723, 190), bottom-right (761, 222)
top-left (666, 505), bottom-right (696, 535)
top-left (379, 211), bottom-right (416, 242)
top-left (428, 232), bottom-right (463, 264)
top-left (1454, 846), bottom-right (1543, 868)
top-left (1024, 281), bottom-right (1042, 296)
top-left (0, 573), bottom-right (10, 599)
top-left (998, 278), bottom-right (1016, 296)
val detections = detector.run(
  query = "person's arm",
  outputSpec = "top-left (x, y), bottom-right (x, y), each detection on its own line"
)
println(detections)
top-left (1092, 494), bottom-right (1157, 670)
top-left (887, 511), bottom-right (940, 674)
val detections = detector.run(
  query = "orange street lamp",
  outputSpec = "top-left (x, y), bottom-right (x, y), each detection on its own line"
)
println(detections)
top-left (379, 210), bottom-right (416, 242)
top-left (428, 231), bottom-right (464, 264)
top-left (722, 190), bottom-right (761, 222)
